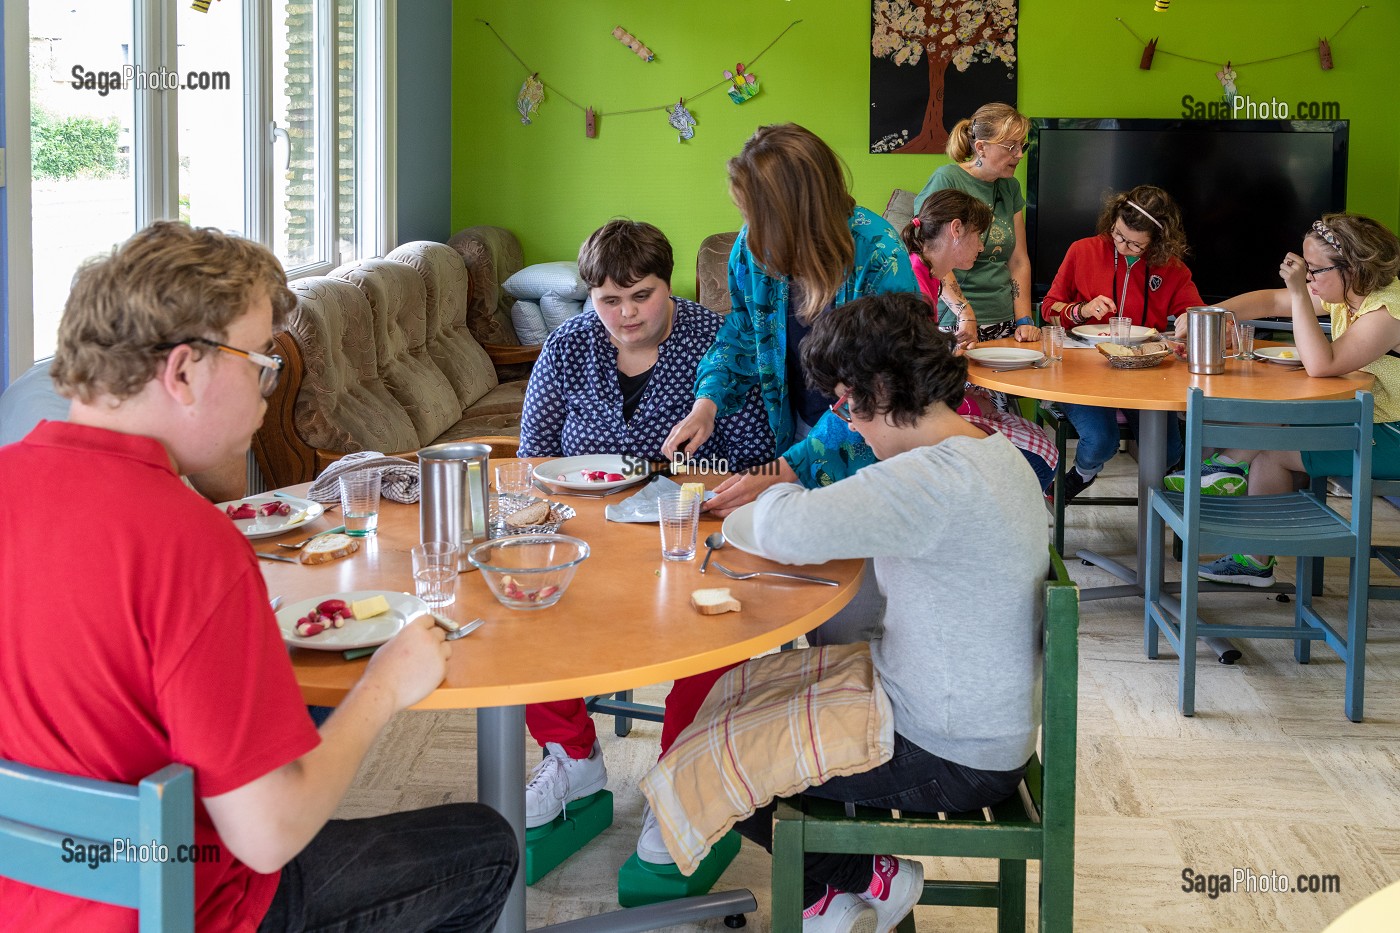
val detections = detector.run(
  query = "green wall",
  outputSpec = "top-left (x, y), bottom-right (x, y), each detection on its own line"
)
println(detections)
top-left (452, 0), bottom-right (1400, 301)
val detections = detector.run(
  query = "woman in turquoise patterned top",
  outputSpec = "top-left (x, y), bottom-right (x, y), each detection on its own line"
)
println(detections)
top-left (663, 123), bottom-right (918, 514)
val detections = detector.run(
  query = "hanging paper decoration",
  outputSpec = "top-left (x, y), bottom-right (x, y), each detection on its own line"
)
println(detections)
top-left (613, 26), bottom-right (655, 63)
top-left (1318, 38), bottom-right (1334, 70)
top-left (1139, 37), bottom-right (1158, 70)
top-left (1153, 0), bottom-right (1170, 11)
top-left (586, 108), bottom-right (598, 138)
top-left (191, 0), bottom-right (220, 11)
top-left (1215, 62), bottom-right (1238, 105)
top-left (668, 100), bottom-right (697, 142)
top-left (517, 74), bottom-right (544, 125)
top-left (724, 63), bottom-right (760, 104)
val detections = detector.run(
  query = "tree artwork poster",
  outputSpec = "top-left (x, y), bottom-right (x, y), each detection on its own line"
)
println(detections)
top-left (870, 0), bottom-right (1019, 155)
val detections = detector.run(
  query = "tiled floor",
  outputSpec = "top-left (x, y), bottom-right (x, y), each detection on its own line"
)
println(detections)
top-left (335, 457), bottom-right (1400, 930)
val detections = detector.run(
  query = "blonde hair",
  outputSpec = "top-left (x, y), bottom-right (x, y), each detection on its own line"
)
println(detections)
top-left (1095, 185), bottom-right (1190, 268)
top-left (901, 189), bottom-right (992, 258)
top-left (727, 123), bottom-right (856, 323)
top-left (1306, 213), bottom-right (1400, 301)
top-left (51, 221), bottom-right (295, 403)
top-left (946, 102), bottom-right (1030, 163)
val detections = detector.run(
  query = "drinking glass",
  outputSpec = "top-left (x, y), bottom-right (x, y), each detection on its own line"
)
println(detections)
top-left (412, 541), bottom-right (459, 608)
top-left (1042, 325), bottom-right (1064, 362)
top-left (495, 461), bottom-right (533, 498)
top-left (1236, 323), bottom-right (1256, 359)
top-left (658, 494), bottom-right (701, 561)
top-left (339, 470), bottom-right (381, 536)
top-left (1108, 316), bottom-right (1132, 343)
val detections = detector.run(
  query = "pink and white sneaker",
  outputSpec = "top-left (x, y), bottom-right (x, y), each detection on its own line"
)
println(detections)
top-left (858, 855), bottom-right (924, 932)
top-left (802, 886), bottom-right (878, 933)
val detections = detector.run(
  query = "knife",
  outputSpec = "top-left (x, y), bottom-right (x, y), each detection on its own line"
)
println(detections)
top-left (256, 551), bottom-right (299, 563)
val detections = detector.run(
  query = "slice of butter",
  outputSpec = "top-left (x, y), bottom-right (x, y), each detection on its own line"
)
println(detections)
top-left (680, 482), bottom-right (706, 506)
top-left (351, 595), bottom-right (391, 620)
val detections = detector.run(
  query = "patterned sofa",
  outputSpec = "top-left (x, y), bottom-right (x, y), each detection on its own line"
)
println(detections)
top-left (252, 240), bottom-right (531, 488)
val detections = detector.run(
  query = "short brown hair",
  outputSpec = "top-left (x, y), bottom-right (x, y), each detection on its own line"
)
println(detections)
top-left (576, 219), bottom-right (674, 289)
top-left (728, 123), bottom-right (855, 323)
top-left (51, 221), bottom-right (295, 403)
top-left (901, 189), bottom-right (993, 258)
top-left (1095, 185), bottom-right (1190, 268)
top-left (1306, 213), bottom-right (1400, 301)
top-left (946, 102), bottom-right (1030, 163)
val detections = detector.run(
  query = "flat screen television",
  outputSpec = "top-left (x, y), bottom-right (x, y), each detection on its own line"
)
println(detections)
top-left (1026, 118), bottom-right (1348, 305)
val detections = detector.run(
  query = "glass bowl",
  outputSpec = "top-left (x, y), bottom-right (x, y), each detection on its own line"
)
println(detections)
top-left (468, 534), bottom-right (589, 610)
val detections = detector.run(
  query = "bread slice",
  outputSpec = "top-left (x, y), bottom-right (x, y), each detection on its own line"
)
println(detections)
top-left (691, 587), bottom-right (741, 615)
top-left (1096, 342), bottom-right (1136, 358)
top-left (505, 499), bottom-right (552, 528)
top-left (299, 532), bottom-right (361, 565)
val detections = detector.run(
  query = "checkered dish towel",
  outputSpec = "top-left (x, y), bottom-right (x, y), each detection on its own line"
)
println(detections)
top-left (306, 451), bottom-right (421, 504)
top-left (640, 643), bottom-right (894, 875)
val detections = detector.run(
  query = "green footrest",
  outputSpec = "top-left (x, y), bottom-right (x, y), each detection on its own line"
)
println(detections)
top-left (524, 790), bottom-right (613, 885)
top-left (616, 829), bottom-right (741, 907)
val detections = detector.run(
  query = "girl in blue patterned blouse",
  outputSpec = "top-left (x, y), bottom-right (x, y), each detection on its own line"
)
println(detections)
top-left (663, 123), bottom-right (919, 515)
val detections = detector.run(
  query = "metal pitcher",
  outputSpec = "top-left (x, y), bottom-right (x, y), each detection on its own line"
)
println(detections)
top-left (1184, 306), bottom-right (1242, 375)
top-left (419, 442), bottom-right (491, 571)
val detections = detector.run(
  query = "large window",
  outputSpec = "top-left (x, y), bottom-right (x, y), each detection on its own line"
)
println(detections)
top-left (7, 0), bottom-right (389, 368)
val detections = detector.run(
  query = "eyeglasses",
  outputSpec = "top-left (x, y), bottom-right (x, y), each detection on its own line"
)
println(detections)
top-left (153, 337), bottom-right (284, 397)
top-left (1306, 264), bottom-right (1340, 279)
top-left (829, 390), bottom-right (853, 424)
top-left (986, 140), bottom-right (1026, 157)
top-left (1110, 226), bottom-right (1150, 255)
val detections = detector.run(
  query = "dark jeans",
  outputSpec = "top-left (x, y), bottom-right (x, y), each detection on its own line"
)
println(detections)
top-left (258, 803), bottom-right (518, 933)
top-left (733, 734), bottom-right (1025, 906)
top-left (1062, 404), bottom-right (1183, 476)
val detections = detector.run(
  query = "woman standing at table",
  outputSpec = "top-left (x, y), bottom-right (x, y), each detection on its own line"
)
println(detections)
top-left (663, 123), bottom-right (918, 515)
top-left (912, 102), bottom-right (1038, 348)
top-left (1164, 214), bottom-right (1400, 586)
top-left (1042, 185), bottom-right (1204, 500)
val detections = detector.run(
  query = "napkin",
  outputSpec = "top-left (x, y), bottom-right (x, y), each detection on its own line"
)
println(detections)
top-left (307, 451), bottom-right (420, 504)
top-left (605, 476), bottom-right (714, 523)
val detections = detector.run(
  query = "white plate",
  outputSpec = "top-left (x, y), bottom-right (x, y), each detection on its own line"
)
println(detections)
top-left (218, 493), bottom-right (325, 539)
top-left (965, 347), bottom-right (1045, 371)
top-left (276, 590), bottom-right (427, 651)
top-left (1254, 346), bottom-right (1305, 367)
top-left (721, 501), bottom-right (766, 558)
top-left (534, 455), bottom-right (652, 492)
top-left (1071, 324), bottom-right (1159, 347)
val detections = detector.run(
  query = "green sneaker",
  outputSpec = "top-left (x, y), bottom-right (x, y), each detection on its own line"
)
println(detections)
top-left (1163, 456), bottom-right (1249, 496)
top-left (1198, 554), bottom-right (1277, 587)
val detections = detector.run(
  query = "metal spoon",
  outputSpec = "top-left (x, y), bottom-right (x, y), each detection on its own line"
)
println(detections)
top-left (699, 531), bottom-right (725, 574)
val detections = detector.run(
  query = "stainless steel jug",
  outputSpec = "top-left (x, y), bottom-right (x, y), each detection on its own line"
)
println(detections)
top-left (419, 442), bottom-right (491, 571)
top-left (1185, 306), bottom-right (1241, 375)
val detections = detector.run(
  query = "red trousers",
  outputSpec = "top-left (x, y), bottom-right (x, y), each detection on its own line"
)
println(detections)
top-left (524, 663), bottom-right (739, 759)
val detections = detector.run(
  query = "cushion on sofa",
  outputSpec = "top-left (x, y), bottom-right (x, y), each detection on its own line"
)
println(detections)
top-left (503, 262), bottom-right (588, 302)
top-left (540, 295), bottom-right (585, 331)
top-left (883, 189), bottom-right (916, 232)
top-left (286, 278), bottom-right (422, 455)
top-left (446, 225), bottom-right (524, 346)
top-left (695, 231), bottom-right (739, 316)
top-left (511, 300), bottom-right (549, 345)
top-left (385, 241), bottom-right (500, 410)
top-left (333, 259), bottom-right (461, 446)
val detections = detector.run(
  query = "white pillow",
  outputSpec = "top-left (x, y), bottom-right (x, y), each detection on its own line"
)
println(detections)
top-left (540, 295), bottom-right (585, 332)
top-left (510, 300), bottom-right (550, 345)
top-left (503, 262), bottom-right (588, 301)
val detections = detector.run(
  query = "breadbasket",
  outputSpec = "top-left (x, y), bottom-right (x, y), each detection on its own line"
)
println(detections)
top-left (491, 495), bottom-right (576, 537)
top-left (1098, 340), bottom-right (1173, 370)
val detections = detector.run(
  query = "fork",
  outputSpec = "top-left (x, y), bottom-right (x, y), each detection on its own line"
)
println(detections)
top-left (532, 479), bottom-right (624, 499)
top-left (709, 562), bottom-right (840, 586)
top-left (276, 524), bottom-right (347, 549)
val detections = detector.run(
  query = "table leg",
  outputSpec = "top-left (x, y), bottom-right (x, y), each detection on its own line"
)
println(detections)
top-left (480, 705), bottom-right (527, 933)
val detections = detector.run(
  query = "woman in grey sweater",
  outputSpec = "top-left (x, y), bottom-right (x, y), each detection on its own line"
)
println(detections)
top-left (736, 292), bottom-right (1047, 933)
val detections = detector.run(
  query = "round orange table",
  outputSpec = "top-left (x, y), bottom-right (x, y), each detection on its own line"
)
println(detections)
top-left (257, 466), bottom-right (864, 932)
top-left (968, 338), bottom-right (1372, 604)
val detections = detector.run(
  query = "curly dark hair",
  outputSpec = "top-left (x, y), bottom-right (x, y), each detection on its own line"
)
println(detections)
top-left (800, 292), bottom-right (966, 428)
top-left (1094, 184), bottom-right (1189, 268)
top-left (1306, 213), bottom-right (1400, 302)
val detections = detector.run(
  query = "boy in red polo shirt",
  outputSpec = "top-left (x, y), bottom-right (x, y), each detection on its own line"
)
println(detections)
top-left (0, 221), bottom-right (517, 932)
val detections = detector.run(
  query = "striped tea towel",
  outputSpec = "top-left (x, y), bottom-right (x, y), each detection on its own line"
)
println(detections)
top-left (640, 643), bottom-right (894, 874)
top-left (306, 451), bottom-right (420, 503)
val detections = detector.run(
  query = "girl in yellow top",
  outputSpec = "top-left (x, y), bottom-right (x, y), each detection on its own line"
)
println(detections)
top-left (1165, 213), bottom-right (1400, 585)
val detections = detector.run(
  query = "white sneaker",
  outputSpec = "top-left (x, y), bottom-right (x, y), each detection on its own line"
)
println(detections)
top-left (636, 801), bottom-right (675, 865)
top-left (802, 888), bottom-right (878, 933)
top-left (857, 855), bottom-right (923, 932)
top-left (524, 741), bottom-right (607, 829)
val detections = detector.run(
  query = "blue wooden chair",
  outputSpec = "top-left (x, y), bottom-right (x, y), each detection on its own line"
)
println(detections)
top-left (0, 759), bottom-right (195, 932)
top-left (1144, 388), bottom-right (1374, 721)
top-left (770, 548), bottom-right (1079, 932)
top-left (1308, 474), bottom-right (1400, 602)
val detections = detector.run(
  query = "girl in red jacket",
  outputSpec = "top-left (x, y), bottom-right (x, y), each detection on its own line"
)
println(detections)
top-left (1042, 185), bottom-right (1204, 498)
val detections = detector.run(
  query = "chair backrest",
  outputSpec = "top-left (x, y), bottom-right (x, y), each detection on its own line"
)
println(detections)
top-left (0, 759), bottom-right (195, 932)
top-left (1034, 548), bottom-right (1080, 834)
top-left (696, 231), bottom-right (739, 316)
top-left (1180, 387), bottom-right (1374, 540)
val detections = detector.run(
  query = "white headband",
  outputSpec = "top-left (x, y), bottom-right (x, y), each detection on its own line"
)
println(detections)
top-left (1126, 200), bottom-right (1164, 231)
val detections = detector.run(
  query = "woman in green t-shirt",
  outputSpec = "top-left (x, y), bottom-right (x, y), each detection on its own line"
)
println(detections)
top-left (913, 102), bottom-right (1038, 348)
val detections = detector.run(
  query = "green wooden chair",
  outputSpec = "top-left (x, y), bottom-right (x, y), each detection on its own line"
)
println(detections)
top-left (1145, 388), bottom-right (1374, 721)
top-left (769, 548), bottom-right (1079, 932)
top-left (0, 759), bottom-right (195, 932)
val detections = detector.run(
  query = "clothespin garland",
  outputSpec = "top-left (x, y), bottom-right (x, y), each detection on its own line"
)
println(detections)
top-left (724, 63), bottom-right (760, 104)
top-left (1117, 6), bottom-right (1366, 75)
top-left (613, 26), bottom-right (655, 63)
top-left (668, 99), bottom-right (697, 142)
top-left (1139, 38), bottom-right (1158, 70)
